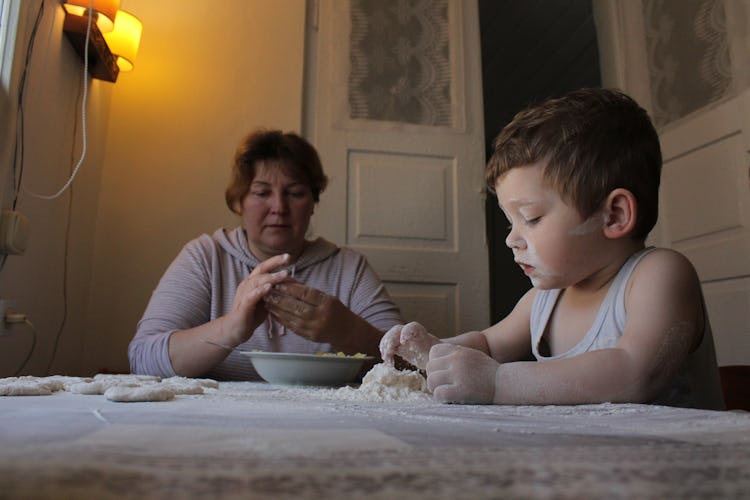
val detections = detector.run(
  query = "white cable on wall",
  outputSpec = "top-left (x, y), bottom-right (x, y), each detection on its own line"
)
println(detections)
top-left (23, 2), bottom-right (91, 201)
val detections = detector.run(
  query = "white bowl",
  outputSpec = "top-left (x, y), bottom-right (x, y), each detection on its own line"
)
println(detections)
top-left (240, 351), bottom-right (374, 387)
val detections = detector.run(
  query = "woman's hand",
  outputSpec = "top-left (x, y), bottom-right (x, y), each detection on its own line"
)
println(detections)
top-left (426, 343), bottom-right (500, 404)
top-left (379, 321), bottom-right (441, 370)
top-left (263, 281), bottom-right (382, 355)
top-left (223, 253), bottom-right (292, 345)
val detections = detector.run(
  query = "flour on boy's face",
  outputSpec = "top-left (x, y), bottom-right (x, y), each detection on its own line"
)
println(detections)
top-left (495, 163), bottom-right (606, 290)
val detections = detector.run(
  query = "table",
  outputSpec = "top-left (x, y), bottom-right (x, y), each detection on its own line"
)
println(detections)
top-left (1, 380), bottom-right (749, 499)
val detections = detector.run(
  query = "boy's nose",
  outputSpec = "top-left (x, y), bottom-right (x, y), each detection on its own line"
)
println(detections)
top-left (505, 228), bottom-right (525, 249)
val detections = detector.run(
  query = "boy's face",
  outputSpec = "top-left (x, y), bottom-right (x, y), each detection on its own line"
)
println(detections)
top-left (494, 162), bottom-right (607, 290)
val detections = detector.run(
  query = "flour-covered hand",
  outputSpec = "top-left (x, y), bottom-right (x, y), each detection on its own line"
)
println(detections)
top-left (379, 321), bottom-right (440, 370)
top-left (426, 343), bottom-right (499, 404)
top-left (379, 324), bottom-right (404, 366)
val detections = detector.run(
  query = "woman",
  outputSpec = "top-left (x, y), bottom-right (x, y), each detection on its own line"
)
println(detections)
top-left (129, 129), bottom-right (402, 380)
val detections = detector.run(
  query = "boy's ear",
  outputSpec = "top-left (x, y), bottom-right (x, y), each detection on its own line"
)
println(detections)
top-left (602, 188), bottom-right (637, 239)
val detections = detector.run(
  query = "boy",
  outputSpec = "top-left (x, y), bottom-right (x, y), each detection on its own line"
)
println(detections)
top-left (381, 88), bottom-right (724, 409)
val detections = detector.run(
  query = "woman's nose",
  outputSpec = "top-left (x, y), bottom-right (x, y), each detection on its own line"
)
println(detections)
top-left (269, 193), bottom-right (289, 213)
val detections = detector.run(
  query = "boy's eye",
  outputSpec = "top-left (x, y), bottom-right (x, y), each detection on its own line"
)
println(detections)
top-left (525, 216), bottom-right (541, 226)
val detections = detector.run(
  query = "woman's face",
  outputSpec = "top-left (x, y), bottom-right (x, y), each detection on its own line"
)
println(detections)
top-left (238, 161), bottom-right (315, 262)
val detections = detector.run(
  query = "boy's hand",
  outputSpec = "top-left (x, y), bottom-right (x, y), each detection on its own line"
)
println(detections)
top-left (379, 321), bottom-right (440, 370)
top-left (426, 343), bottom-right (500, 404)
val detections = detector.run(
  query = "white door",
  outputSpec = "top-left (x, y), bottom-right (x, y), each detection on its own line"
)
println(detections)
top-left (595, 0), bottom-right (750, 365)
top-left (658, 90), bottom-right (750, 366)
top-left (304, 0), bottom-right (489, 337)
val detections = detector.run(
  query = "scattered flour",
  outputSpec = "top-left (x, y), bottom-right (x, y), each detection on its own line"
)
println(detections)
top-left (0, 376), bottom-right (67, 396)
top-left (93, 373), bottom-right (161, 384)
top-left (333, 363), bottom-right (431, 402)
top-left (69, 381), bottom-right (111, 395)
top-left (0, 366), bottom-right (432, 404)
top-left (104, 385), bottom-right (175, 402)
top-left (0, 381), bottom-right (54, 396)
top-left (0, 374), bottom-right (220, 402)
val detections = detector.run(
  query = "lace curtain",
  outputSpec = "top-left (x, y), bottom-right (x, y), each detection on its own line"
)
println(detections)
top-left (348, 0), bottom-right (452, 126)
top-left (642, 0), bottom-right (733, 127)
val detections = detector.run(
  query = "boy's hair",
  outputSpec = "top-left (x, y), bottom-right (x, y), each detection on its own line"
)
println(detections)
top-left (486, 88), bottom-right (662, 240)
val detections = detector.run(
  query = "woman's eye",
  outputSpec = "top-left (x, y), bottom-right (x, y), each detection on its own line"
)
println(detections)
top-left (287, 191), bottom-right (308, 199)
top-left (251, 191), bottom-right (270, 197)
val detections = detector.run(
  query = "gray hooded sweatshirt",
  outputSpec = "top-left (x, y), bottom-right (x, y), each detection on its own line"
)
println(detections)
top-left (129, 227), bottom-right (402, 380)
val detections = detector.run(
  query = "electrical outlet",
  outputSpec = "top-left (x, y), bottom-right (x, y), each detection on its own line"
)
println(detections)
top-left (0, 210), bottom-right (30, 255)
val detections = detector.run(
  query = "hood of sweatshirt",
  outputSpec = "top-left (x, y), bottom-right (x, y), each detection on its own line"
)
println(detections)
top-left (213, 227), bottom-right (340, 272)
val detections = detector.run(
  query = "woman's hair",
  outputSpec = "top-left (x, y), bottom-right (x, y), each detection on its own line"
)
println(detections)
top-left (225, 129), bottom-right (329, 214)
top-left (486, 88), bottom-right (662, 240)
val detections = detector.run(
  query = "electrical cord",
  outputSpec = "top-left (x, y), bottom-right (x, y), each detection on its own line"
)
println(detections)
top-left (0, 1), bottom-right (43, 276)
top-left (23, 1), bottom-right (91, 200)
top-left (9, 0), bottom-right (44, 211)
top-left (44, 55), bottom-right (81, 376)
top-left (9, 316), bottom-right (36, 376)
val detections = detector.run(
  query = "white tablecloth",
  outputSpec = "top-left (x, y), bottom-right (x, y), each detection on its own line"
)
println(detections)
top-left (1, 381), bottom-right (749, 499)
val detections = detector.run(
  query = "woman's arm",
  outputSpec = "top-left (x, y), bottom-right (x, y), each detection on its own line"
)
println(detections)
top-left (129, 242), bottom-right (290, 378)
top-left (167, 254), bottom-right (292, 377)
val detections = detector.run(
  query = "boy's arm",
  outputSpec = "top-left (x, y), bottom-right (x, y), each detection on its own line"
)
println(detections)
top-left (380, 288), bottom-right (535, 371)
top-left (441, 287), bottom-right (536, 359)
top-left (477, 287), bottom-right (536, 363)
top-left (491, 249), bottom-right (702, 404)
top-left (425, 289), bottom-right (536, 403)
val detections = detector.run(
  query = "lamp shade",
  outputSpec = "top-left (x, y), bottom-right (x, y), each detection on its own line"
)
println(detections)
top-left (103, 10), bottom-right (143, 72)
top-left (63, 0), bottom-right (120, 33)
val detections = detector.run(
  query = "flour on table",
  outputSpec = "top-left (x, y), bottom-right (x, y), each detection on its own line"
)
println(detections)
top-left (0, 381), bottom-right (54, 396)
top-left (69, 373), bottom-right (160, 394)
top-left (163, 376), bottom-right (219, 389)
top-left (0, 373), bottom-right (219, 402)
top-left (104, 385), bottom-right (175, 402)
top-left (69, 381), bottom-right (109, 395)
top-left (0, 376), bottom-right (67, 396)
top-left (46, 375), bottom-right (94, 390)
top-left (94, 373), bottom-right (162, 384)
top-left (160, 381), bottom-right (204, 395)
top-left (333, 363), bottom-right (431, 402)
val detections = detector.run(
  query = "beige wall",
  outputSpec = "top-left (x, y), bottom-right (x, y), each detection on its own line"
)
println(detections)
top-left (0, 0), bottom-right (112, 377)
top-left (83, 0), bottom-right (306, 374)
top-left (0, 0), bottom-right (306, 376)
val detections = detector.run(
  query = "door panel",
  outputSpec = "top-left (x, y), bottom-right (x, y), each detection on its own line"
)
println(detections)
top-left (595, 0), bottom-right (750, 366)
top-left (659, 90), bottom-right (750, 367)
top-left (306, 0), bottom-right (489, 337)
top-left (659, 91), bottom-right (750, 283)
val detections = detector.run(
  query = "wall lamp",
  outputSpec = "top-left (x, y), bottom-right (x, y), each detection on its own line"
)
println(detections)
top-left (62, 0), bottom-right (142, 82)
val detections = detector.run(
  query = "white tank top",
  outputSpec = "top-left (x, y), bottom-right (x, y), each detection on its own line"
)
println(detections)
top-left (530, 247), bottom-right (724, 410)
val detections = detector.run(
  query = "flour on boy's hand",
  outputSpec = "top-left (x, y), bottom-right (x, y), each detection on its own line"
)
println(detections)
top-left (380, 322), bottom-right (440, 371)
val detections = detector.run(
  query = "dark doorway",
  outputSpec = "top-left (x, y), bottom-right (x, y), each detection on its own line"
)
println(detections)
top-left (479, 0), bottom-right (602, 323)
